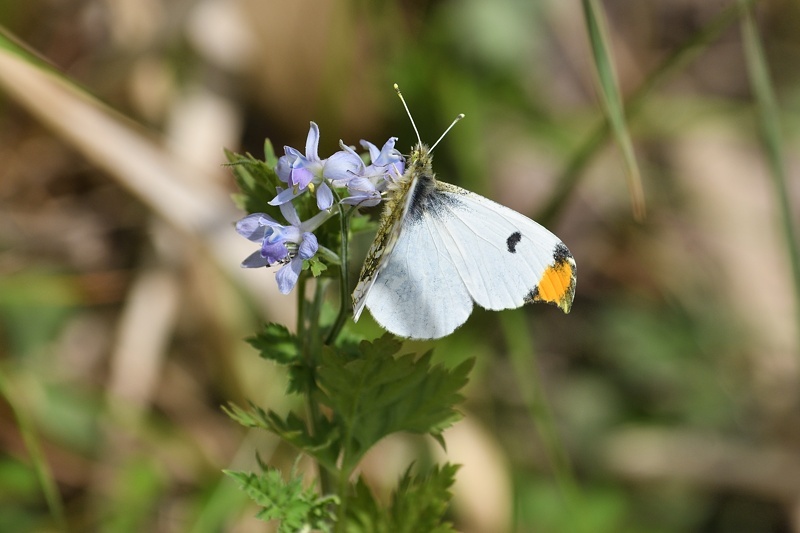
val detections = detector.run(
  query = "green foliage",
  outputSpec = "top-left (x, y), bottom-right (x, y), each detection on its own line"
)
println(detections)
top-left (306, 256), bottom-right (329, 277)
top-left (346, 464), bottom-right (460, 533)
top-left (225, 148), bottom-right (282, 219)
top-left (225, 333), bottom-right (473, 531)
top-left (245, 322), bottom-right (315, 395)
top-left (317, 334), bottom-right (474, 470)
top-left (227, 334), bottom-right (473, 473)
top-left (246, 323), bottom-right (299, 365)
top-left (517, 478), bottom-right (632, 533)
top-left (224, 467), bottom-right (338, 533)
top-left (105, 459), bottom-right (166, 533)
top-left (222, 403), bottom-right (341, 472)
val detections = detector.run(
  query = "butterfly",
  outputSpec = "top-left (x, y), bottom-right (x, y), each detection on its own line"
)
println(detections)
top-left (352, 85), bottom-right (576, 340)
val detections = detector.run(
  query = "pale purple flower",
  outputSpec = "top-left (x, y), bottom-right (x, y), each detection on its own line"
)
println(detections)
top-left (340, 137), bottom-right (405, 207)
top-left (339, 177), bottom-right (381, 207)
top-left (271, 122), bottom-right (362, 211)
top-left (236, 200), bottom-right (327, 294)
top-left (361, 137), bottom-right (405, 179)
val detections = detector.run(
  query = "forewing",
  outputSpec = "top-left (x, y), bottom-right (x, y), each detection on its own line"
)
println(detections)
top-left (431, 182), bottom-right (576, 313)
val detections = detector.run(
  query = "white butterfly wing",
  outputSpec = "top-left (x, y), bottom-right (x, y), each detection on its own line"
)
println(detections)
top-left (362, 181), bottom-right (575, 339)
top-left (363, 208), bottom-right (474, 339)
top-left (429, 181), bottom-right (575, 312)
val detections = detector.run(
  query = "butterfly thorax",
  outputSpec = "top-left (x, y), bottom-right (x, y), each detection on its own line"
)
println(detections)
top-left (384, 142), bottom-right (435, 217)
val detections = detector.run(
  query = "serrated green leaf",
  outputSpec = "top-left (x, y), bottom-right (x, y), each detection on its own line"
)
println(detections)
top-left (246, 323), bottom-right (300, 364)
top-left (224, 467), bottom-right (338, 533)
top-left (344, 464), bottom-right (459, 533)
top-left (264, 138), bottom-right (279, 168)
top-left (317, 334), bottom-right (474, 470)
top-left (243, 323), bottom-right (314, 396)
top-left (224, 149), bottom-right (281, 216)
top-left (223, 402), bottom-right (341, 472)
top-left (222, 401), bottom-right (270, 429)
top-left (390, 463), bottom-right (459, 532)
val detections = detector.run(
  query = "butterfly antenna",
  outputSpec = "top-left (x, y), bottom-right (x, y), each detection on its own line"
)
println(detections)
top-left (394, 83), bottom-right (422, 146)
top-left (429, 113), bottom-right (465, 153)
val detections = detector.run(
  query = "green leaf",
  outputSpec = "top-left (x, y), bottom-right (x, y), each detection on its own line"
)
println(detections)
top-left (224, 467), bottom-right (338, 533)
top-left (221, 401), bottom-right (271, 429)
top-left (317, 334), bottom-right (474, 470)
top-left (246, 323), bottom-right (300, 365)
top-left (222, 402), bottom-right (341, 472)
top-left (345, 464), bottom-right (459, 533)
top-left (348, 211), bottom-right (379, 234)
top-left (306, 257), bottom-right (329, 277)
top-left (244, 323), bottom-right (314, 395)
top-left (224, 149), bottom-right (282, 217)
top-left (264, 138), bottom-right (279, 168)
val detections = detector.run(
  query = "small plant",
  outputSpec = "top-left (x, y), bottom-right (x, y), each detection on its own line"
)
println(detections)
top-left (224, 124), bottom-right (471, 532)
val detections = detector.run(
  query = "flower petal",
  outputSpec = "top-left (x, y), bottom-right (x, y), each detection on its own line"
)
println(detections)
top-left (359, 139), bottom-right (381, 163)
top-left (323, 150), bottom-right (363, 182)
top-left (279, 201), bottom-right (302, 227)
top-left (262, 240), bottom-right (289, 264)
top-left (315, 182), bottom-right (334, 210)
top-left (341, 191), bottom-right (382, 207)
top-left (375, 137), bottom-right (401, 165)
top-left (275, 258), bottom-right (303, 294)
top-left (269, 186), bottom-right (304, 206)
top-left (345, 177), bottom-right (383, 205)
top-left (276, 154), bottom-right (294, 183)
top-left (290, 166), bottom-right (314, 189)
top-left (305, 122), bottom-right (320, 161)
top-left (241, 250), bottom-right (269, 268)
top-left (346, 176), bottom-right (377, 193)
top-left (235, 213), bottom-right (268, 241)
top-left (298, 232), bottom-right (318, 259)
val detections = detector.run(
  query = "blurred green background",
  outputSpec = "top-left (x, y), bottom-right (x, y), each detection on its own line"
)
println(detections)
top-left (1, 0), bottom-right (800, 531)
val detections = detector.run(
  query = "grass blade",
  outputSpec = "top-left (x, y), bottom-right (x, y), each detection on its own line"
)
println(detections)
top-left (500, 311), bottom-right (577, 502)
top-left (538, 0), bottom-right (757, 226)
top-left (581, 0), bottom-right (646, 221)
top-left (0, 369), bottom-right (67, 531)
top-left (738, 2), bottom-right (800, 352)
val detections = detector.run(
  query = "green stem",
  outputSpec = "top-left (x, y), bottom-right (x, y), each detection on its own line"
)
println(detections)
top-left (537, 0), bottom-right (756, 227)
top-left (500, 312), bottom-right (578, 503)
top-left (325, 204), bottom-right (353, 346)
top-left (308, 277), bottom-right (325, 354)
top-left (334, 452), bottom-right (352, 533)
top-left (297, 275), bottom-right (308, 343)
top-left (0, 367), bottom-right (68, 531)
top-left (297, 274), bottom-right (335, 496)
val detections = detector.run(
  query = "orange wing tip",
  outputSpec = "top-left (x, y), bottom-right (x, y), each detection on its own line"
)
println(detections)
top-left (527, 244), bottom-right (576, 314)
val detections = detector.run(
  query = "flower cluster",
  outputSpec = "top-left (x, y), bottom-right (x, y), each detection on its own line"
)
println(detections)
top-left (235, 122), bottom-right (404, 293)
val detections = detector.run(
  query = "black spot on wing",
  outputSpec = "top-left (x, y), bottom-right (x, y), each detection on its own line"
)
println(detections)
top-left (525, 287), bottom-right (538, 303)
top-left (553, 243), bottom-right (573, 265)
top-left (506, 231), bottom-right (522, 253)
